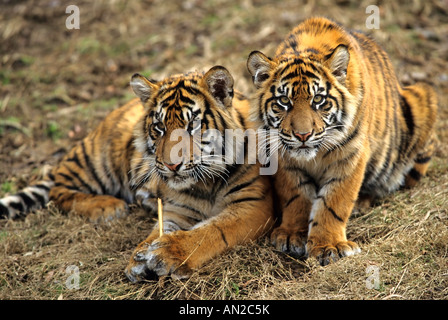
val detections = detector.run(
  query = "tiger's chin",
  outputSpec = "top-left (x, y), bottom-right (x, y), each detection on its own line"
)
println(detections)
top-left (165, 175), bottom-right (196, 189)
top-left (287, 146), bottom-right (319, 162)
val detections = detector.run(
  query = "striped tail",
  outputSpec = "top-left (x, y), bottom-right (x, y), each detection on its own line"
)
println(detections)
top-left (0, 180), bottom-right (55, 219)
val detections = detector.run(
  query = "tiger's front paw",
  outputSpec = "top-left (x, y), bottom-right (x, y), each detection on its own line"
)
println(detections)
top-left (125, 232), bottom-right (193, 282)
top-left (270, 226), bottom-right (307, 257)
top-left (306, 237), bottom-right (361, 266)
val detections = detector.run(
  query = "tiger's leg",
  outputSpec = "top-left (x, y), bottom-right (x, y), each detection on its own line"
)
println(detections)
top-left (270, 170), bottom-right (311, 257)
top-left (306, 156), bottom-right (366, 265)
top-left (50, 186), bottom-right (128, 222)
top-left (125, 211), bottom-right (196, 282)
top-left (125, 183), bottom-right (274, 281)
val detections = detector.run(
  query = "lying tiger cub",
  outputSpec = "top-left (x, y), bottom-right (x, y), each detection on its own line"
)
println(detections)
top-left (247, 17), bottom-right (437, 265)
top-left (0, 67), bottom-right (274, 280)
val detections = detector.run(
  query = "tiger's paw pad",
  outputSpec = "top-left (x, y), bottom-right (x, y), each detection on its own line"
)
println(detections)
top-left (125, 235), bottom-right (192, 282)
top-left (270, 226), bottom-right (307, 257)
top-left (306, 240), bottom-right (361, 266)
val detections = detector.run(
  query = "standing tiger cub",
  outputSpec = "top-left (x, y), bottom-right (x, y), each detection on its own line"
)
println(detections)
top-left (247, 17), bottom-right (437, 265)
top-left (0, 66), bottom-right (274, 280)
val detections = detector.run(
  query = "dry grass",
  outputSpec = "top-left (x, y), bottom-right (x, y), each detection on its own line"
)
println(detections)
top-left (0, 0), bottom-right (447, 300)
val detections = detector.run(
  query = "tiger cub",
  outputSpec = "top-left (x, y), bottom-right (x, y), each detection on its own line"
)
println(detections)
top-left (0, 66), bottom-right (274, 280)
top-left (247, 17), bottom-right (437, 265)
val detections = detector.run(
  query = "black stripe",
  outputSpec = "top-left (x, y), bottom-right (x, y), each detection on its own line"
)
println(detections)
top-left (234, 108), bottom-right (246, 129)
top-left (0, 203), bottom-right (9, 218)
top-left (30, 191), bottom-right (46, 207)
top-left (53, 191), bottom-right (76, 207)
top-left (320, 197), bottom-right (344, 223)
top-left (297, 170), bottom-right (319, 191)
top-left (66, 152), bottom-right (83, 169)
top-left (17, 192), bottom-right (36, 209)
top-left (221, 164), bottom-right (245, 187)
top-left (400, 96), bottom-right (415, 137)
top-left (35, 183), bottom-right (51, 191)
top-left (9, 201), bottom-right (24, 212)
top-left (320, 177), bottom-right (342, 189)
top-left (376, 139), bottom-right (393, 181)
top-left (81, 141), bottom-right (106, 194)
top-left (184, 86), bottom-right (201, 96)
top-left (229, 196), bottom-right (263, 205)
top-left (178, 90), bottom-right (195, 105)
top-left (215, 110), bottom-right (227, 131)
top-left (60, 168), bottom-right (96, 194)
top-left (54, 182), bottom-right (81, 191)
top-left (166, 200), bottom-right (205, 220)
top-left (178, 186), bottom-right (212, 202)
top-left (408, 168), bottom-right (421, 181)
top-left (415, 156), bottom-right (431, 164)
top-left (216, 226), bottom-right (229, 247)
top-left (225, 176), bottom-right (260, 197)
top-left (321, 151), bottom-right (358, 177)
top-left (284, 194), bottom-right (300, 208)
top-left (323, 121), bottom-right (361, 157)
top-left (302, 70), bottom-right (319, 80)
top-left (57, 172), bottom-right (76, 183)
top-left (164, 219), bottom-right (188, 231)
top-left (281, 70), bottom-right (298, 81)
top-left (234, 91), bottom-right (247, 101)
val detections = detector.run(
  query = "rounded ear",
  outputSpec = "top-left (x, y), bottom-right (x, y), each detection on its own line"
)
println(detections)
top-left (202, 66), bottom-right (234, 108)
top-left (325, 45), bottom-right (350, 85)
top-left (130, 73), bottom-right (158, 103)
top-left (247, 51), bottom-right (274, 89)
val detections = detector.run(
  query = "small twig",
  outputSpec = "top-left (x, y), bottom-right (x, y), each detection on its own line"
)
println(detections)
top-left (0, 120), bottom-right (31, 137)
top-left (391, 267), bottom-right (408, 296)
top-left (157, 198), bottom-right (164, 237)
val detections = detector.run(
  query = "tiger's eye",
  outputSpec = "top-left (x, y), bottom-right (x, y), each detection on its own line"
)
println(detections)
top-left (278, 96), bottom-right (290, 105)
top-left (313, 95), bottom-right (324, 104)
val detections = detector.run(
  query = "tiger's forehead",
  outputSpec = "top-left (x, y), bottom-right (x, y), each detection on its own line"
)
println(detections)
top-left (153, 73), bottom-right (205, 124)
top-left (273, 58), bottom-right (326, 97)
top-left (158, 71), bottom-right (204, 89)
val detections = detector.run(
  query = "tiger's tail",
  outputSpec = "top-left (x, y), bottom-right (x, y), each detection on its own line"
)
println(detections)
top-left (401, 82), bottom-right (438, 188)
top-left (0, 180), bottom-right (55, 219)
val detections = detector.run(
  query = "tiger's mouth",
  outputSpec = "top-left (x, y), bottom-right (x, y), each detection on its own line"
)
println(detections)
top-left (279, 138), bottom-right (321, 161)
top-left (157, 161), bottom-right (229, 187)
top-left (158, 168), bottom-right (195, 189)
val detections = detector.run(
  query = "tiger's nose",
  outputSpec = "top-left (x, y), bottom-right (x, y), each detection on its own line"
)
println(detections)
top-left (293, 130), bottom-right (313, 142)
top-left (164, 162), bottom-right (182, 172)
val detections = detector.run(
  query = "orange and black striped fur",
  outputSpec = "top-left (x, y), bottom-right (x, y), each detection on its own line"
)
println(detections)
top-left (0, 67), bottom-right (274, 280)
top-left (247, 17), bottom-right (437, 265)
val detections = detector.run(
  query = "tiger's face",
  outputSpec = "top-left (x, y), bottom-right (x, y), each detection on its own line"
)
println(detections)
top-left (247, 45), bottom-right (356, 162)
top-left (131, 66), bottom-right (236, 189)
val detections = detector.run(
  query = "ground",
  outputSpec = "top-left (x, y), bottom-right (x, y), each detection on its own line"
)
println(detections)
top-left (0, 0), bottom-right (447, 300)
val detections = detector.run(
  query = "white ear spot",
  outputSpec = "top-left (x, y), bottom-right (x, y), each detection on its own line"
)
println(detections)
top-left (130, 74), bottom-right (157, 102)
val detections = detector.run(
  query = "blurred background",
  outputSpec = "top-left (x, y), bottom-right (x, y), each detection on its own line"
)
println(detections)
top-left (0, 0), bottom-right (447, 183)
top-left (0, 0), bottom-right (447, 300)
